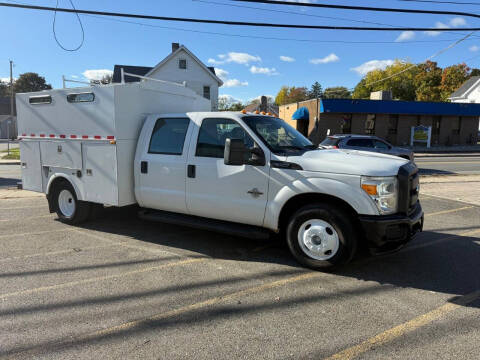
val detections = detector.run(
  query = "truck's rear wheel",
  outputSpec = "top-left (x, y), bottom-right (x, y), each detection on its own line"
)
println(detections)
top-left (286, 203), bottom-right (357, 270)
top-left (52, 181), bottom-right (91, 224)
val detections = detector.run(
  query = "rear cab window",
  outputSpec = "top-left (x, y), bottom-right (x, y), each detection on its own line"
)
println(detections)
top-left (320, 137), bottom-right (340, 147)
top-left (148, 118), bottom-right (190, 155)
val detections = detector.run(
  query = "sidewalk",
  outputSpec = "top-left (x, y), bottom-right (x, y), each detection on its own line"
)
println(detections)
top-left (420, 174), bottom-right (480, 206)
top-left (415, 152), bottom-right (480, 158)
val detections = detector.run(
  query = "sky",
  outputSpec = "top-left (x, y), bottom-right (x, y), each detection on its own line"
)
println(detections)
top-left (1, 0), bottom-right (480, 104)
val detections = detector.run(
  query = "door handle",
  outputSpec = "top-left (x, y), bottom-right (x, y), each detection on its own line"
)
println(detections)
top-left (141, 161), bottom-right (148, 174)
top-left (187, 164), bottom-right (196, 178)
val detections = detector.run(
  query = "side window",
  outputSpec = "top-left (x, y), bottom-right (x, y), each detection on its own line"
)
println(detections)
top-left (374, 140), bottom-right (389, 149)
top-left (148, 118), bottom-right (190, 155)
top-left (347, 138), bottom-right (374, 148)
top-left (196, 118), bottom-right (254, 158)
top-left (203, 86), bottom-right (211, 100)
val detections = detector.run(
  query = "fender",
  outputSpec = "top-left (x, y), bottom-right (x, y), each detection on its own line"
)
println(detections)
top-left (45, 172), bottom-right (84, 201)
top-left (263, 175), bottom-right (379, 231)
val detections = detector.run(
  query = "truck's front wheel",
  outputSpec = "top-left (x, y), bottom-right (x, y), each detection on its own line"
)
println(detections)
top-left (286, 203), bottom-right (357, 270)
top-left (52, 181), bottom-right (91, 224)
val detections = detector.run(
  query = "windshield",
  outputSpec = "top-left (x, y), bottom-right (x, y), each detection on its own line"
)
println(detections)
top-left (242, 116), bottom-right (315, 154)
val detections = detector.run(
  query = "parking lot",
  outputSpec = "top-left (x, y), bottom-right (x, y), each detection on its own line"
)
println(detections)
top-left (0, 184), bottom-right (478, 359)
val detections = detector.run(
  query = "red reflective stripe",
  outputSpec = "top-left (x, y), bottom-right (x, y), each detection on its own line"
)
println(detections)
top-left (30, 134), bottom-right (35, 137)
top-left (22, 133), bottom-right (26, 137)
top-left (82, 135), bottom-right (89, 139)
top-left (94, 135), bottom-right (101, 139)
top-left (40, 134), bottom-right (45, 137)
top-left (106, 135), bottom-right (115, 140)
top-left (59, 135), bottom-right (66, 139)
top-left (49, 134), bottom-right (55, 138)
top-left (70, 135), bottom-right (77, 139)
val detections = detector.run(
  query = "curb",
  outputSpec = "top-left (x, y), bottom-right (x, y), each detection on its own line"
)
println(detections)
top-left (415, 153), bottom-right (480, 158)
top-left (0, 161), bottom-right (20, 165)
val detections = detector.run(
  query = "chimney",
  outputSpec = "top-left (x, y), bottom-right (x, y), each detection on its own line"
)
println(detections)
top-left (172, 43), bottom-right (180, 53)
top-left (260, 96), bottom-right (268, 112)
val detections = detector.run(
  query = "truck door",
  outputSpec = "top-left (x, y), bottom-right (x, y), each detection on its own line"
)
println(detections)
top-left (136, 117), bottom-right (193, 214)
top-left (20, 141), bottom-right (43, 192)
top-left (186, 117), bottom-right (269, 227)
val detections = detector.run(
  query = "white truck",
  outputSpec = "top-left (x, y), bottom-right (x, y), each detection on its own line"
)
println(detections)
top-left (17, 81), bottom-right (423, 269)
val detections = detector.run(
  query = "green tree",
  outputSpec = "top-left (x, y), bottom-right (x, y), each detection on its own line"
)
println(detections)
top-left (414, 60), bottom-right (442, 102)
top-left (352, 60), bottom-right (419, 101)
top-left (309, 81), bottom-right (323, 99)
top-left (287, 86), bottom-right (309, 103)
top-left (275, 86), bottom-right (289, 105)
top-left (13, 72), bottom-right (52, 93)
top-left (440, 63), bottom-right (470, 101)
top-left (470, 68), bottom-right (480, 77)
top-left (323, 86), bottom-right (351, 99)
top-left (0, 81), bottom-right (9, 97)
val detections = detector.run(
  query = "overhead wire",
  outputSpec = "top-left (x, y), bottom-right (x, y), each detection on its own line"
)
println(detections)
top-left (52, 0), bottom-right (84, 51)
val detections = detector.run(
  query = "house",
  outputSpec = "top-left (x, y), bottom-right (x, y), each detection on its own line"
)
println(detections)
top-left (112, 43), bottom-right (223, 110)
top-left (449, 76), bottom-right (480, 103)
top-left (0, 97), bottom-right (16, 139)
top-left (279, 97), bottom-right (480, 147)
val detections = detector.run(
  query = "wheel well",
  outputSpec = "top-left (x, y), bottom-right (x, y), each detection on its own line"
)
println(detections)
top-left (46, 177), bottom-right (71, 212)
top-left (278, 193), bottom-right (361, 235)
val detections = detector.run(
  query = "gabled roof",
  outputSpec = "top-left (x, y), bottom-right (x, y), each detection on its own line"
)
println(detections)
top-left (145, 45), bottom-right (223, 86)
top-left (449, 76), bottom-right (480, 99)
top-left (112, 65), bottom-right (153, 83)
top-left (320, 98), bottom-right (480, 116)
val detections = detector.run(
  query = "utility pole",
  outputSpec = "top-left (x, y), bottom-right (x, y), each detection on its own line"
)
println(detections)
top-left (8, 60), bottom-right (14, 155)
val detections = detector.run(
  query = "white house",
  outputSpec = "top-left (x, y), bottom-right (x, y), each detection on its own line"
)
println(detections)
top-left (449, 76), bottom-right (480, 103)
top-left (112, 43), bottom-right (223, 110)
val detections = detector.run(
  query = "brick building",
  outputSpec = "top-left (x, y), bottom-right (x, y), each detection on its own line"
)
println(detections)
top-left (279, 98), bottom-right (480, 147)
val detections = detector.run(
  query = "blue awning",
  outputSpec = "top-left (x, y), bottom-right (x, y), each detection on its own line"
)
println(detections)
top-left (292, 107), bottom-right (310, 120)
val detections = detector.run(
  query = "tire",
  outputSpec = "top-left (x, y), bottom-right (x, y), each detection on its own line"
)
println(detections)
top-left (286, 203), bottom-right (357, 270)
top-left (52, 180), bottom-right (91, 224)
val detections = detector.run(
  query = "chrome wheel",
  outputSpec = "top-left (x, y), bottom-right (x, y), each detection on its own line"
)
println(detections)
top-left (58, 189), bottom-right (76, 218)
top-left (297, 219), bottom-right (340, 261)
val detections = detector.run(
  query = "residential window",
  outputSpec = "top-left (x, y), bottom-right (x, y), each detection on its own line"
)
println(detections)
top-left (196, 118), bottom-right (253, 158)
top-left (179, 59), bottom-right (187, 70)
top-left (67, 92), bottom-right (95, 103)
top-left (342, 114), bottom-right (352, 134)
top-left (452, 117), bottom-right (461, 135)
top-left (388, 114), bottom-right (398, 134)
top-left (29, 95), bottom-right (52, 105)
top-left (365, 114), bottom-right (376, 135)
top-left (148, 118), bottom-right (190, 155)
top-left (203, 86), bottom-right (211, 100)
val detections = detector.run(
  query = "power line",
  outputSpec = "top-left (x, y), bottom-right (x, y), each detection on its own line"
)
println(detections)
top-left (396, 0), bottom-right (480, 5)
top-left (52, 0), bottom-right (84, 51)
top-left (2, 2), bottom-right (480, 31)
top-left (233, 0), bottom-right (480, 20)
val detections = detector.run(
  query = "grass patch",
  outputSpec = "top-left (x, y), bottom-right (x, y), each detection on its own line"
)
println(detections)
top-left (1, 147), bottom-right (20, 160)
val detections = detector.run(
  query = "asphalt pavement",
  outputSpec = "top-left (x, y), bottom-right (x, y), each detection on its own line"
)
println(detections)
top-left (0, 172), bottom-right (479, 359)
top-left (416, 156), bottom-right (480, 175)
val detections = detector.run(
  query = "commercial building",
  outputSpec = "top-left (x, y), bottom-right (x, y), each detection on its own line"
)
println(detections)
top-left (279, 98), bottom-right (480, 147)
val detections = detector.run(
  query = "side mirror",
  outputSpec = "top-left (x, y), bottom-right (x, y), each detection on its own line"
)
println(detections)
top-left (224, 138), bottom-right (246, 166)
top-left (248, 147), bottom-right (266, 166)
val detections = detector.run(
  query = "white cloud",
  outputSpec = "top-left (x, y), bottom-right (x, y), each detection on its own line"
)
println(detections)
top-left (71, 75), bottom-right (79, 79)
top-left (279, 55), bottom-right (295, 62)
top-left (208, 52), bottom-right (261, 65)
top-left (310, 53), bottom-right (340, 64)
top-left (0, 77), bottom-right (13, 83)
top-left (219, 94), bottom-right (243, 103)
top-left (470, 45), bottom-right (480, 52)
top-left (223, 79), bottom-right (249, 88)
top-left (395, 31), bottom-right (415, 42)
top-left (82, 69), bottom-right (113, 80)
top-left (249, 66), bottom-right (279, 75)
top-left (214, 68), bottom-right (229, 81)
top-left (425, 21), bottom-right (450, 36)
top-left (450, 17), bottom-right (466, 27)
top-left (351, 59), bottom-right (395, 76)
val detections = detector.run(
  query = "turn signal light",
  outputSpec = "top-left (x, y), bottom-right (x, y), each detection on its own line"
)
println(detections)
top-left (110, 140), bottom-right (117, 145)
top-left (241, 109), bottom-right (247, 114)
top-left (361, 184), bottom-right (378, 196)
top-left (255, 110), bottom-right (260, 114)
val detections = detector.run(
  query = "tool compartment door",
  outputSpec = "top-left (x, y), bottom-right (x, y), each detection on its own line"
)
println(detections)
top-left (82, 142), bottom-right (118, 205)
top-left (20, 141), bottom-right (43, 192)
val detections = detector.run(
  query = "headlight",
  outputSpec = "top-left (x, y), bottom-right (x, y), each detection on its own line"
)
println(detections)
top-left (361, 176), bottom-right (398, 215)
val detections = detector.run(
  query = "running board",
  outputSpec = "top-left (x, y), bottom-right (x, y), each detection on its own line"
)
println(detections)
top-left (138, 209), bottom-right (271, 240)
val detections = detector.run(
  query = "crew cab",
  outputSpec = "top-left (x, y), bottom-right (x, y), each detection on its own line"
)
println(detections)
top-left (17, 82), bottom-right (423, 269)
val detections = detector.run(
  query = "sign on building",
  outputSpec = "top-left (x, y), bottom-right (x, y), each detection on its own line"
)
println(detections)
top-left (410, 125), bottom-right (432, 148)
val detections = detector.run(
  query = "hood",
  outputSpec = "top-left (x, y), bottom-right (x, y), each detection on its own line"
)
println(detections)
top-left (287, 149), bottom-right (408, 176)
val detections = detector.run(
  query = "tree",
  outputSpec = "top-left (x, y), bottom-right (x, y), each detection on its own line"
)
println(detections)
top-left (0, 81), bottom-right (9, 97)
top-left (275, 86), bottom-right (289, 105)
top-left (470, 68), bottom-right (480, 77)
top-left (323, 86), bottom-right (351, 99)
top-left (440, 63), bottom-right (470, 101)
top-left (287, 86), bottom-right (309, 103)
top-left (414, 60), bottom-right (442, 102)
top-left (90, 73), bottom-right (113, 85)
top-left (13, 72), bottom-right (52, 93)
top-left (218, 96), bottom-right (244, 111)
top-left (352, 60), bottom-right (419, 101)
top-left (309, 81), bottom-right (323, 99)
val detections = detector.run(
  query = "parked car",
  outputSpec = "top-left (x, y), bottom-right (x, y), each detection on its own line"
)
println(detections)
top-left (320, 134), bottom-right (414, 161)
top-left (17, 84), bottom-right (423, 270)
